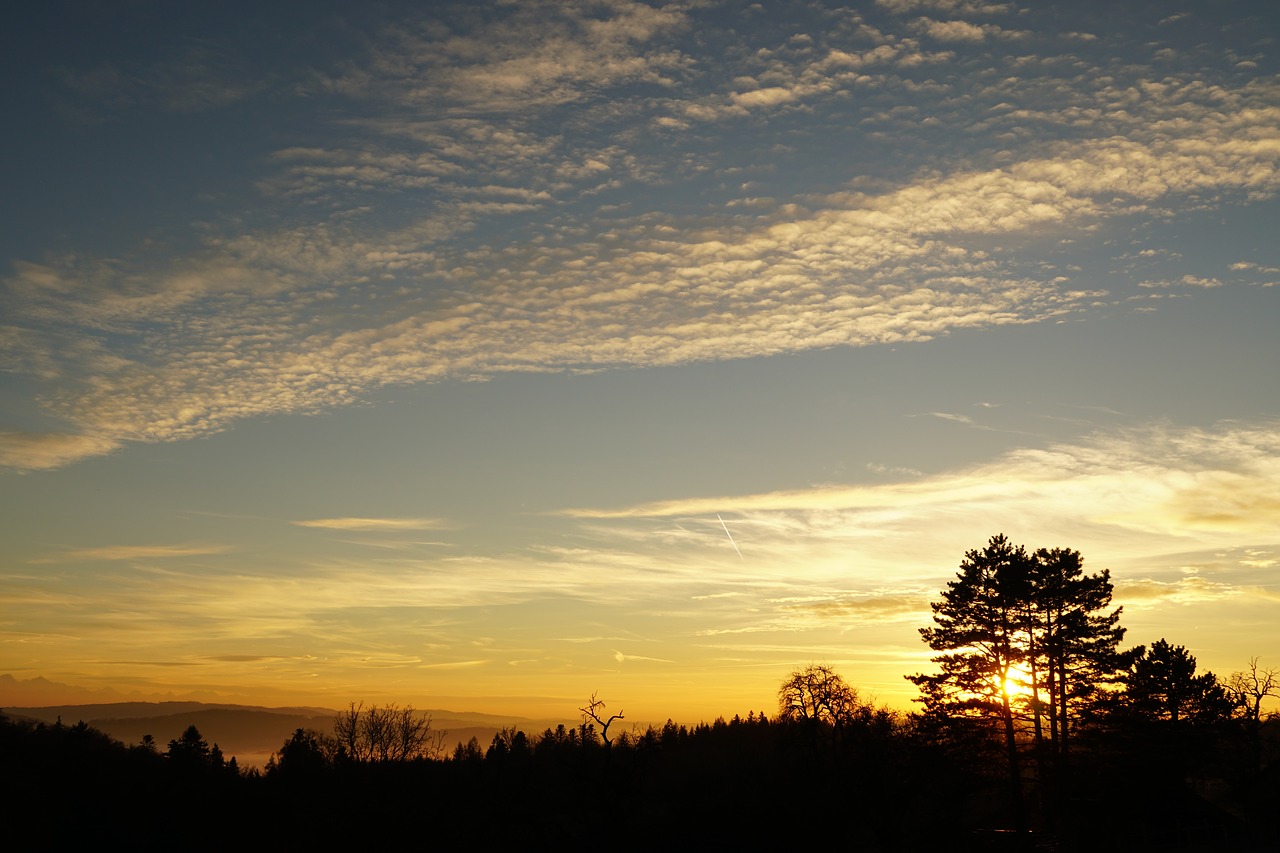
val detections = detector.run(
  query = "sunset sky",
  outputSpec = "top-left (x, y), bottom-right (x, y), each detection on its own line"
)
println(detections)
top-left (2, 0), bottom-right (1278, 722)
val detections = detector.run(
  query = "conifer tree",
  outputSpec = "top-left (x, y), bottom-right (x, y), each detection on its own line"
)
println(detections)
top-left (1123, 639), bottom-right (1234, 727)
top-left (908, 534), bottom-right (1030, 830)
top-left (1024, 547), bottom-right (1126, 758)
top-left (908, 534), bottom-right (1129, 832)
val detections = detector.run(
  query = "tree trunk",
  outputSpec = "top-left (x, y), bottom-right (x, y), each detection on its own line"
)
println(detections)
top-left (1001, 691), bottom-right (1026, 834)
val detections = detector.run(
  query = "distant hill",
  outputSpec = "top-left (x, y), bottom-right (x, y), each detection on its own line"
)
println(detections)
top-left (3, 701), bottom-right (570, 769)
top-left (5, 701), bottom-right (337, 722)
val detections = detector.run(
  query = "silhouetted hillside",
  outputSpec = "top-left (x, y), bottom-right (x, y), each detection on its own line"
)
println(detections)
top-left (4, 701), bottom-right (569, 768)
top-left (8, 700), bottom-right (335, 722)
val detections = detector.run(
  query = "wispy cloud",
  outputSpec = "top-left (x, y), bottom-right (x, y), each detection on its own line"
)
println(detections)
top-left (558, 420), bottom-right (1280, 572)
top-left (0, 431), bottom-right (120, 472)
top-left (419, 659), bottom-right (490, 670)
top-left (1118, 575), bottom-right (1241, 606)
top-left (52, 39), bottom-right (266, 122)
top-left (866, 462), bottom-right (924, 477)
top-left (293, 517), bottom-right (453, 531)
top-left (5, 420), bottom-right (1275, 708)
top-left (53, 544), bottom-right (232, 562)
top-left (778, 590), bottom-right (934, 624)
top-left (613, 649), bottom-right (673, 664)
top-left (923, 412), bottom-right (974, 425)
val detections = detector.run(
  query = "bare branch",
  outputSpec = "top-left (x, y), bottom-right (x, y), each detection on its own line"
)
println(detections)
top-left (580, 691), bottom-right (625, 747)
top-left (1228, 657), bottom-right (1280, 723)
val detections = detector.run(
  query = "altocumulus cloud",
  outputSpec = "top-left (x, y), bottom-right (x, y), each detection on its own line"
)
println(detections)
top-left (2, 1), bottom-right (1277, 471)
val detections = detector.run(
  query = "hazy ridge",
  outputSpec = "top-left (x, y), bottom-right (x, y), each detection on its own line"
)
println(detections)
top-left (3, 701), bottom-right (563, 769)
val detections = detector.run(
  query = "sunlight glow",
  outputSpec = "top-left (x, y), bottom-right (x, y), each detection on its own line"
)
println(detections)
top-left (1001, 662), bottom-right (1034, 701)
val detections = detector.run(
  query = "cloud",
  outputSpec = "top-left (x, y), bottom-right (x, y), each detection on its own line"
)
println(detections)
top-left (293, 517), bottom-right (454, 531)
top-left (1139, 274), bottom-right (1225, 289)
top-left (1118, 575), bottom-right (1241, 606)
top-left (910, 17), bottom-right (1019, 42)
top-left (560, 419), bottom-right (1280, 552)
top-left (778, 590), bottom-right (933, 624)
top-left (924, 412), bottom-right (974, 425)
top-left (205, 655), bottom-right (288, 663)
top-left (55, 544), bottom-right (233, 561)
top-left (52, 40), bottom-right (265, 122)
top-left (866, 462), bottom-right (924, 477)
top-left (6, 5), bottom-right (1280, 472)
top-left (730, 86), bottom-right (800, 108)
top-left (501, 420), bottom-right (1280, 655)
top-left (877, 0), bottom-right (1014, 14)
top-left (613, 649), bottom-right (674, 663)
top-left (0, 432), bottom-right (121, 472)
top-left (7, 420), bottom-right (1277, 705)
top-left (418, 659), bottom-right (490, 670)
top-left (1230, 262), bottom-right (1280, 273)
top-left (321, 0), bottom-right (690, 114)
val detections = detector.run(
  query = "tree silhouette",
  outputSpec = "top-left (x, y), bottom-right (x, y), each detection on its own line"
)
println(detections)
top-left (452, 736), bottom-right (483, 763)
top-left (1022, 547), bottom-right (1126, 760)
top-left (777, 663), bottom-right (871, 754)
top-left (778, 664), bottom-right (860, 725)
top-left (908, 534), bottom-right (1031, 831)
top-left (1227, 657), bottom-right (1280, 725)
top-left (333, 701), bottom-right (445, 762)
top-left (579, 692), bottom-right (624, 749)
top-left (272, 727), bottom-right (331, 778)
top-left (1122, 639), bottom-right (1234, 727)
top-left (166, 724), bottom-right (212, 770)
top-left (485, 726), bottom-right (531, 765)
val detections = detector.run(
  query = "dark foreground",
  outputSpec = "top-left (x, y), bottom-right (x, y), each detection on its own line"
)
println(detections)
top-left (3, 708), bottom-right (1276, 851)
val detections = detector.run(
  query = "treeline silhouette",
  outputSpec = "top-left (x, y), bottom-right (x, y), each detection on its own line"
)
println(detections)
top-left (3, 536), bottom-right (1277, 850)
top-left (3, 692), bottom-right (1274, 850)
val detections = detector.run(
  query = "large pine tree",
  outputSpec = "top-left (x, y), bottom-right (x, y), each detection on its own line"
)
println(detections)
top-left (908, 534), bottom-right (1128, 832)
top-left (1024, 547), bottom-right (1126, 758)
top-left (908, 534), bottom-right (1031, 830)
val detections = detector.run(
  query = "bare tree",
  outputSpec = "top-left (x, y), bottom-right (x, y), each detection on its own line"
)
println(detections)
top-left (579, 692), bottom-right (624, 748)
top-left (364, 703), bottom-right (395, 761)
top-left (778, 663), bottom-right (862, 727)
top-left (332, 701), bottom-right (446, 762)
top-left (334, 701), bottom-right (365, 762)
top-left (1227, 657), bottom-right (1280, 723)
top-left (1227, 657), bottom-right (1280, 779)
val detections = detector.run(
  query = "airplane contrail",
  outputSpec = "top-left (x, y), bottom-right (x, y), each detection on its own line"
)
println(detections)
top-left (718, 514), bottom-right (743, 559)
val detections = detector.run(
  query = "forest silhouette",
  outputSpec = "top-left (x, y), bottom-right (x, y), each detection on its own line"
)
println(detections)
top-left (3, 535), bottom-right (1276, 851)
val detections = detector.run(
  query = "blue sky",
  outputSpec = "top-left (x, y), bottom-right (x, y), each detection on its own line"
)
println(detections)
top-left (2, 0), bottom-right (1278, 720)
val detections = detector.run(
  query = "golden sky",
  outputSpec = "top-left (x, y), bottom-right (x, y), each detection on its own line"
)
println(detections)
top-left (2, 0), bottom-right (1278, 721)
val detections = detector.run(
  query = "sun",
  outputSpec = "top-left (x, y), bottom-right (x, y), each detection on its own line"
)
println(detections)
top-left (1001, 662), bottom-right (1034, 700)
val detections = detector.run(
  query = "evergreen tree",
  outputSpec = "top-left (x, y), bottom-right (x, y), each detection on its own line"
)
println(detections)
top-left (908, 534), bottom-right (1129, 833)
top-left (908, 534), bottom-right (1030, 830)
top-left (1122, 639), bottom-right (1234, 727)
top-left (166, 724), bottom-right (212, 771)
top-left (1024, 547), bottom-right (1126, 758)
top-left (273, 728), bottom-right (330, 778)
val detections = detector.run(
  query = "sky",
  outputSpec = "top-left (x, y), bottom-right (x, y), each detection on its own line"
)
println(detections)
top-left (2, 0), bottom-right (1278, 723)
